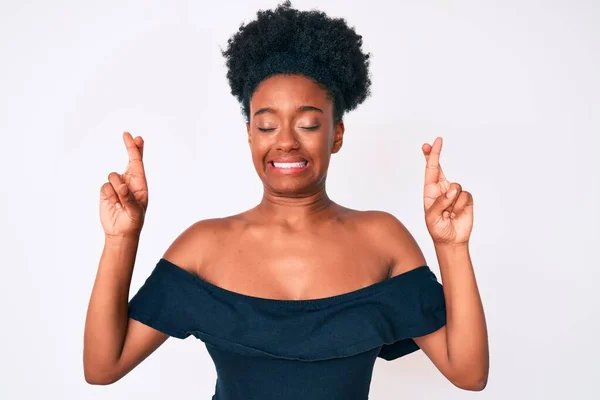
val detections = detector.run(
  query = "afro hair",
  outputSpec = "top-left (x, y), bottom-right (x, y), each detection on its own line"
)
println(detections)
top-left (221, 0), bottom-right (372, 122)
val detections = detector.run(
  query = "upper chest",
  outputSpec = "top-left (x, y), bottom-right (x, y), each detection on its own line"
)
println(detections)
top-left (195, 219), bottom-right (393, 301)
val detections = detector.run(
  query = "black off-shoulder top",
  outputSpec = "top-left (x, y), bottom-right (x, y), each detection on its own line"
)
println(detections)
top-left (128, 258), bottom-right (446, 400)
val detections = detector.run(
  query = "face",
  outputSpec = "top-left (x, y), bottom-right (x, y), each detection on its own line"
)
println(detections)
top-left (246, 74), bottom-right (345, 196)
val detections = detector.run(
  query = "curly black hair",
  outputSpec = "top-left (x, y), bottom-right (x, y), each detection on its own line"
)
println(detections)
top-left (221, 0), bottom-right (372, 122)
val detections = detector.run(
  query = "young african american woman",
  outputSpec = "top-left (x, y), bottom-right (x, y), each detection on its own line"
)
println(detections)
top-left (84, 2), bottom-right (488, 398)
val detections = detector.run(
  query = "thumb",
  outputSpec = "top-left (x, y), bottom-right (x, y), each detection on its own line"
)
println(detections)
top-left (429, 183), bottom-right (461, 217)
top-left (116, 176), bottom-right (139, 212)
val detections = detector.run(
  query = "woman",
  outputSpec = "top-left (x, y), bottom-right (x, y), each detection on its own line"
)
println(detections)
top-left (83, 1), bottom-right (488, 398)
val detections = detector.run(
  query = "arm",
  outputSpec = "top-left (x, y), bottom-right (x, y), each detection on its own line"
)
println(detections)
top-left (83, 235), bottom-right (168, 385)
top-left (83, 219), bottom-right (223, 384)
top-left (411, 136), bottom-right (488, 390)
top-left (372, 211), bottom-right (488, 391)
top-left (413, 242), bottom-right (488, 391)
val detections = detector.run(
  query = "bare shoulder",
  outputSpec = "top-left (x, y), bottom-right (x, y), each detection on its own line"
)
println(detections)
top-left (343, 209), bottom-right (411, 237)
top-left (161, 215), bottom-right (242, 275)
top-left (349, 210), bottom-right (428, 276)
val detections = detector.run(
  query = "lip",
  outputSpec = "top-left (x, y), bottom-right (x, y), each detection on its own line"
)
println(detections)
top-left (268, 157), bottom-right (308, 163)
top-left (267, 159), bottom-right (309, 174)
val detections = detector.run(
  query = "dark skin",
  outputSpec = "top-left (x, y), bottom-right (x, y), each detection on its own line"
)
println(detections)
top-left (84, 73), bottom-right (487, 390)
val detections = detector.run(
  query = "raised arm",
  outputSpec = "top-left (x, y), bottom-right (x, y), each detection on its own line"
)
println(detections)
top-left (379, 137), bottom-right (488, 391)
top-left (84, 218), bottom-right (223, 384)
top-left (367, 210), bottom-right (488, 391)
top-left (83, 235), bottom-right (169, 385)
top-left (84, 132), bottom-right (171, 384)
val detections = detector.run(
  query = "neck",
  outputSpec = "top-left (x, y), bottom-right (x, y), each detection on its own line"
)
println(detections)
top-left (255, 188), bottom-right (335, 228)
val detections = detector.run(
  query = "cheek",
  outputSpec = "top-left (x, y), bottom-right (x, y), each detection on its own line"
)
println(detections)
top-left (307, 133), bottom-right (334, 157)
top-left (249, 140), bottom-right (269, 165)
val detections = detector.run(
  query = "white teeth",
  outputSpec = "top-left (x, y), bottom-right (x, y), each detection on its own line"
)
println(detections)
top-left (273, 161), bottom-right (307, 168)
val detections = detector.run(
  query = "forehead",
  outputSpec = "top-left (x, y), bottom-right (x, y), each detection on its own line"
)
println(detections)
top-left (250, 74), bottom-right (332, 111)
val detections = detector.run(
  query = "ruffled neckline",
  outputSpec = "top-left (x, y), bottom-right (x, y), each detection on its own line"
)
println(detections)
top-left (159, 257), bottom-right (430, 307)
top-left (129, 258), bottom-right (447, 361)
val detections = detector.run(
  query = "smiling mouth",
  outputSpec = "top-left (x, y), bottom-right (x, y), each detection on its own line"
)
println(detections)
top-left (270, 161), bottom-right (308, 168)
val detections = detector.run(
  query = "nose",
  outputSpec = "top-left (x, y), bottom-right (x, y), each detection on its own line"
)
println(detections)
top-left (275, 125), bottom-right (300, 152)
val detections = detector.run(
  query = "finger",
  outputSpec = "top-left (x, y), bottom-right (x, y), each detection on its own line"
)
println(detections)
top-left (428, 182), bottom-right (461, 218)
top-left (123, 132), bottom-right (143, 163)
top-left (444, 182), bottom-right (462, 214)
top-left (424, 137), bottom-right (443, 186)
top-left (450, 190), bottom-right (472, 215)
top-left (422, 143), bottom-right (448, 185)
top-left (423, 143), bottom-right (447, 183)
top-left (101, 181), bottom-right (122, 209)
top-left (108, 172), bottom-right (136, 208)
top-left (134, 136), bottom-right (144, 159)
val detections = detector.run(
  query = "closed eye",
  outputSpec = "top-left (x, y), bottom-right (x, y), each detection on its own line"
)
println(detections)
top-left (301, 125), bottom-right (320, 131)
top-left (258, 125), bottom-right (320, 132)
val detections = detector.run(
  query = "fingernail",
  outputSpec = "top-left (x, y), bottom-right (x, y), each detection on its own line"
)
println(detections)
top-left (446, 189), bottom-right (457, 198)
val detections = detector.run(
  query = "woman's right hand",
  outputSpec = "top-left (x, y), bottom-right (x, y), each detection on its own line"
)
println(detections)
top-left (100, 132), bottom-right (148, 239)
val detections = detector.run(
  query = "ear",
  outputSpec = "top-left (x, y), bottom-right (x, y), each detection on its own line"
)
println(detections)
top-left (246, 121), bottom-right (251, 145)
top-left (331, 120), bottom-right (345, 154)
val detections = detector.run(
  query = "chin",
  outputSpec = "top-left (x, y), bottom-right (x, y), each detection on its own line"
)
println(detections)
top-left (268, 183), bottom-right (312, 196)
top-left (262, 178), bottom-right (319, 197)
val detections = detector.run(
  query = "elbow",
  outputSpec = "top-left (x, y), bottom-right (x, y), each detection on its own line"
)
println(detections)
top-left (84, 370), bottom-right (118, 386)
top-left (452, 373), bottom-right (488, 391)
top-left (455, 378), bottom-right (487, 391)
top-left (83, 351), bottom-right (125, 385)
top-left (85, 377), bottom-right (113, 386)
top-left (83, 363), bottom-right (120, 386)
top-left (447, 357), bottom-right (489, 391)
top-left (85, 373), bottom-right (114, 386)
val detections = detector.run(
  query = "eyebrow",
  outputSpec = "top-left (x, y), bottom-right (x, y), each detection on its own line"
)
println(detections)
top-left (253, 105), bottom-right (323, 117)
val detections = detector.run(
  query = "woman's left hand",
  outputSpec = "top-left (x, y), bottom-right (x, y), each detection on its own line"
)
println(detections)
top-left (422, 137), bottom-right (474, 246)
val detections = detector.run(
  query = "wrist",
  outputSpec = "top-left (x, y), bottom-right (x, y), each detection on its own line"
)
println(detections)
top-left (104, 233), bottom-right (140, 246)
top-left (434, 241), bottom-right (469, 250)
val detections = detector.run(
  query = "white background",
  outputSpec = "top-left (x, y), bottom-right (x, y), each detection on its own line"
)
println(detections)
top-left (1, 0), bottom-right (598, 398)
